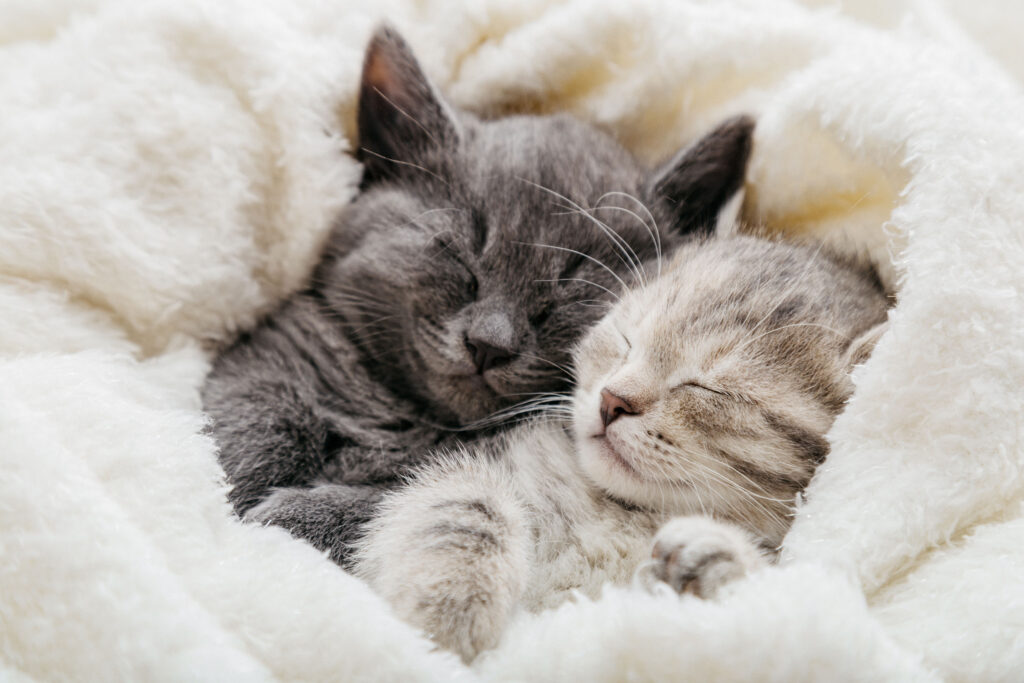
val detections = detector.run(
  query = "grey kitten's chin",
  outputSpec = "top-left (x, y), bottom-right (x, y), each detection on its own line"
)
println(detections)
top-left (427, 375), bottom-right (509, 424)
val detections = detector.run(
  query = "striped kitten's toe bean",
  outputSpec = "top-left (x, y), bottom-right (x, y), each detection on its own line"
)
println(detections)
top-left (650, 516), bottom-right (766, 598)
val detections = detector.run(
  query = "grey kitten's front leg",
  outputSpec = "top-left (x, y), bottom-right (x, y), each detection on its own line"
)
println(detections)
top-left (649, 517), bottom-right (768, 598)
top-left (353, 457), bottom-right (531, 663)
top-left (245, 483), bottom-right (384, 567)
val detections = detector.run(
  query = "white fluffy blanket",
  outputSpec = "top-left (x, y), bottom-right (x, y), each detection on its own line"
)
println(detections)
top-left (3, 1), bottom-right (1023, 680)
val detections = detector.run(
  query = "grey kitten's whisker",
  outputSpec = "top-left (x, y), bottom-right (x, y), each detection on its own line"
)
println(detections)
top-left (492, 411), bottom-right (574, 431)
top-left (339, 312), bottom-right (400, 328)
top-left (550, 203), bottom-right (645, 287)
top-left (534, 277), bottom-right (621, 302)
top-left (454, 408), bottom-right (567, 433)
top-left (396, 206), bottom-right (467, 231)
top-left (572, 299), bottom-right (614, 309)
top-left (309, 280), bottom-right (388, 301)
top-left (593, 194), bottom-right (662, 277)
top-left (519, 242), bottom-right (629, 294)
top-left (318, 305), bottom-right (392, 323)
top-left (370, 86), bottom-right (441, 148)
top-left (497, 394), bottom-right (574, 411)
top-left (347, 328), bottom-right (402, 346)
top-left (593, 204), bottom-right (661, 278)
top-left (322, 289), bottom-right (393, 309)
top-left (451, 396), bottom-right (574, 432)
top-left (517, 352), bottom-right (576, 379)
top-left (595, 190), bottom-right (662, 266)
top-left (341, 325), bottom-right (399, 345)
top-left (359, 147), bottom-right (450, 187)
top-left (563, 196), bottom-right (650, 288)
top-left (515, 176), bottom-right (647, 288)
top-left (558, 204), bottom-right (648, 289)
top-left (509, 373), bottom-right (564, 385)
top-left (329, 284), bottom-right (391, 300)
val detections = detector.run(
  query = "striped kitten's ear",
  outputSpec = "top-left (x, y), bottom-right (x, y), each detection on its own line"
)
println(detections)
top-left (356, 25), bottom-right (460, 186)
top-left (843, 321), bottom-right (889, 372)
top-left (650, 115), bottom-right (755, 236)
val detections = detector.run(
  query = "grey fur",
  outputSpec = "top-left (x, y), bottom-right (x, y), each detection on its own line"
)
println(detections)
top-left (201, 25), bottom-right (754, 565)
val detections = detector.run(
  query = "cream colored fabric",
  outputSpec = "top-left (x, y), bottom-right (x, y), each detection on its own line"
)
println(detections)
top-left (2, 1), bottom-right (1022, 680)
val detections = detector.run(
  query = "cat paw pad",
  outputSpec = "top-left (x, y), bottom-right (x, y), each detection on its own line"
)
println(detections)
top-left (649, 517), bottom-right (765, 598)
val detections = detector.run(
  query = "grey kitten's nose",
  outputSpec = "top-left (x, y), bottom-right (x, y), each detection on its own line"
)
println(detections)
top-left (465, 335), bottom-right (516, 374)
top-left (465, 309), bottom-right (518, 374)
top-left (600, 388), bottom-right (637, 427)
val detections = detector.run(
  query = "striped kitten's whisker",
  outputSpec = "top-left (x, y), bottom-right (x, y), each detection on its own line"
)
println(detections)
top-left (731, 321), bottom-right (851, 357)
top-left (741, 241), bottom-right (827, 341)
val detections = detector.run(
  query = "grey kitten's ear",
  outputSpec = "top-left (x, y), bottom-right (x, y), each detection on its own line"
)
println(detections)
top-left (842, 321), bottom-right (888, 372)
top-left (649, 115), bottom-right (755, 235)
top-left (357, 25), bottom-right (459, 185)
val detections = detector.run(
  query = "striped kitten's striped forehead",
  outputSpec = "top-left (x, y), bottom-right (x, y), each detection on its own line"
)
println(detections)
top-left (572, 235), bottom-right (889, 542)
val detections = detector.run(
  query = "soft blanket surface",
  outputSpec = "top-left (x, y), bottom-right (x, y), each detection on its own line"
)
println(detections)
top-left (2, 0), bottom-right (1023, 681)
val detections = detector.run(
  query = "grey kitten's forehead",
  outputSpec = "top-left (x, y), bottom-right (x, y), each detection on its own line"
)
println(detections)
top-left (374, 112), bottom-right (666, 304)
top-left (466, 114), bottom-right (645, 200)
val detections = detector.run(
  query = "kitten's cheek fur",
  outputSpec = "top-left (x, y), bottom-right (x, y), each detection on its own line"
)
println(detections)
top-left (575, 433), bottom-right (649, 506)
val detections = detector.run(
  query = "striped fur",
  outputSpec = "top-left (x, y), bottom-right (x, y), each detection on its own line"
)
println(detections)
top-left (355, 234), bottom-right (890, 661)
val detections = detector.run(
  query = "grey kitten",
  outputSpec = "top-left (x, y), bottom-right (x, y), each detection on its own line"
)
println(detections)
top-left (201, 25), bottom-right (753, 565)
top-left (354, 232), bottom-right (890, 662)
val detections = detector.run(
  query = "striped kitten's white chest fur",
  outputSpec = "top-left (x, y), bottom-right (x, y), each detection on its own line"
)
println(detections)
top-left (502, 423), bottom-right (661, 611)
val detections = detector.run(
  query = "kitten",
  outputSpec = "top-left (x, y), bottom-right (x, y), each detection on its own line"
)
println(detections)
top-left (201, 25), bottom-right (754, 565)
top-left (354, 231), bottom-right (889, 662)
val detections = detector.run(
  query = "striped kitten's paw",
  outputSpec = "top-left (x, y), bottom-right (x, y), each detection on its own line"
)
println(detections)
top-left (650, 516), bottom-right (766, 598)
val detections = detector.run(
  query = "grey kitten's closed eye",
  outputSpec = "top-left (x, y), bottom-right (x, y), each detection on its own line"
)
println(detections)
top-left (430, 234), bottom-right (478, 296)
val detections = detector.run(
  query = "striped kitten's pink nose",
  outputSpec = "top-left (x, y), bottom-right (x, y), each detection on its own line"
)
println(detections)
top-left (600, 388), bottom-right (638, 427)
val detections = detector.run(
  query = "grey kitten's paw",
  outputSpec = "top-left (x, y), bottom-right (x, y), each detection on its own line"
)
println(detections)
top-left (650, 516), bottom-right (766, 598)
top-left (241, 485), bottom-right (383, 567)
top-left (244, 489), bottom-right (290, 524)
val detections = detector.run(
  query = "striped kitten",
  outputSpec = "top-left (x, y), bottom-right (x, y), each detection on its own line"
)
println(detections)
top-left (354, 230), bottom-right (889, 662)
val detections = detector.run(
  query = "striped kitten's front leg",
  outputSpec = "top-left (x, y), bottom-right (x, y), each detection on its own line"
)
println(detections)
top-left (649, 517), bottom-right (768, 598)
top-left (353, 456), bottom-right (531, 662)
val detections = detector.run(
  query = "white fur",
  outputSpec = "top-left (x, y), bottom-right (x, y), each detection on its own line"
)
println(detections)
top-left (2, 0), bottom-right (1023, 680)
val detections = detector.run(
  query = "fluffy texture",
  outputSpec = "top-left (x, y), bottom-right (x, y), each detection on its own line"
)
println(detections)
top-left (2, 0), bottom-right (1023, 681)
